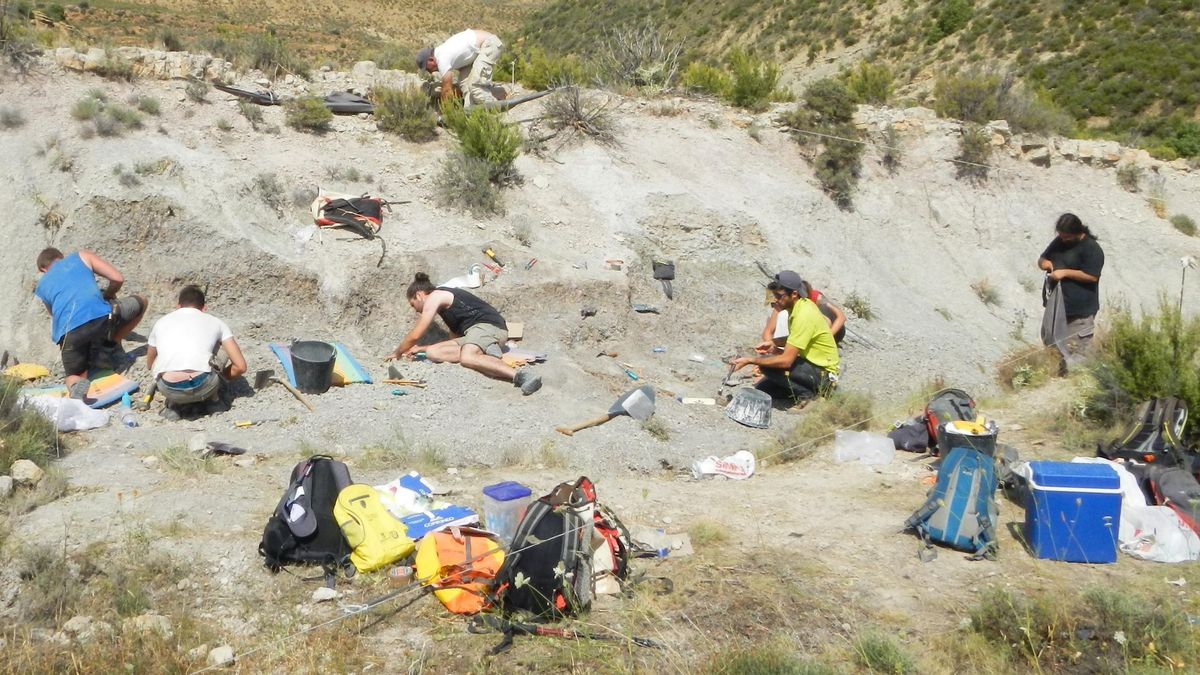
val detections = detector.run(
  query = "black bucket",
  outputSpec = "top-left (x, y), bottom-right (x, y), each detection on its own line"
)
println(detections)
top-left (290, 341), bottom-right (336, 394)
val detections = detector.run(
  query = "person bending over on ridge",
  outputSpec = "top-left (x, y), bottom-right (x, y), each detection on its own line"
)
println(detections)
top-left (731, 270), bottom-right (840, 405)
top-left (34, 247), bottom-right (148, 400)
top-left (415, 29), bottom-right (506, 110)
top-left (759, 277), bottom-right (846, 352)
top-left (1037, 212), bottom-right (1104, 370)
top-left (386, 273), bottom-right (542, 395)
top-left (145, 285), bottom-right (248, 421)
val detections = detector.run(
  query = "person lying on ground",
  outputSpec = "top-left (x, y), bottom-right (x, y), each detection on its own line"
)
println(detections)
top-left (145, 285), bottom-right (248, 420)
top-left (385, 273), bottom-right (542, 395)
top-left (759, 278), bottom-right (846, 352)
top-left (34, 247), bottom-right (148, 399)
top-left (416, 29), bottom-right (506, 110)
top-left (1037, 212), bottom-right (1104, 372)
top-left (732, 270), bottom-right (840, 405)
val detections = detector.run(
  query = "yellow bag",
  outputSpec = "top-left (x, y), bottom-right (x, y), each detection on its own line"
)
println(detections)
top-left (334, 484), bottom-right (414, 573)
top-left (5, 363), bottom-right (49, 381)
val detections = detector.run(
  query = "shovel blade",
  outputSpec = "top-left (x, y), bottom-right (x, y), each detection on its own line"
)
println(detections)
top-left (253, 370), bottom-right (274, 390)
top-left (618, 386), bottom-right (656, 421)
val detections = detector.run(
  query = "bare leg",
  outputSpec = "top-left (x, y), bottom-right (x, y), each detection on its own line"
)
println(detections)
top-left (424, 339), bottom-right (465, 364)
top-left (458, 344), bottom-right (517, 381)
top-left (111, 294), bottom-right (149, 342)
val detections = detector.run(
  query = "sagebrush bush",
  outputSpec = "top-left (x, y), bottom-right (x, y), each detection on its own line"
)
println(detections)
top-left (1088, 300), bottom-right (1200, 440)
top-left (681, 61), bottom-right (730, 97)
top-left (434, 151), bottom-right (503, 217)
top-left (597, 19), bottom-right (681, 91)
top-left (71, 95), bottom-right (101, 121)
top-left (844, 60), bottom-right (892, 104)
top-left (503, 45), bottom-right (590, 89)
top-left (96, 53), bottom-right (135, 81)
top-left (1170, 213), bottom-right (1196, 236)
top-left (238, 99), bottom-right (263, 128)
top-left (285, 96), bottom-right (333, 132)
top-left (442, 102), bottom-right (521, 183)
top-left (373, 85), bottom-right (438, 142)
top-left (955, 124), bottom-right (992, 183)
top-left (184, 79), bottom-right (209, 103)
top-left (1116, 162), bottom-right (1142, 192)
top-left (134, 95), bottom-right (160, 115)
top-left (726, 50), bottom-right (778, 111)
top-left (815, 127), bottom-right (864, 210)
top-left (247, 31), bottom-right (310, 79)
top-left (935, 70), bottom-right (1072, 135)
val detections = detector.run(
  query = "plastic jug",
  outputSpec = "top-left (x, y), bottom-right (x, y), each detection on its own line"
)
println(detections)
top-left (481, 481), bottom-right (532, 546)
top-left (834, 430), bottom-right (894, 465)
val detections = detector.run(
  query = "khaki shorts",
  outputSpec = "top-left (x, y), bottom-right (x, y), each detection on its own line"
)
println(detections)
top-left (461, 35), bottom-right (503, 109)
top-left (457, 323), bottom-right (507, 353)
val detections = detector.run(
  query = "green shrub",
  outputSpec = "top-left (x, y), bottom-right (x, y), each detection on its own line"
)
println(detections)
top-left (157, 28), bottom-right (184, 52)
top-left (184, 79), bottom-right (209, 103)
top-left (1167, 122), bottom-right (1200, 158)
top-left (285, 96), bottom-right (333, 132)
top-left (238, 99), bottom-right (263, 128)
top-left (373, 85), bottom-right (438, 142)
top-left (505, 45), bottom-right (590, 89)
top-left (802, 78), bottom-right (856, 126)
top-left (854, 631), bottom-right (917, 674)
top-left (927, 0), bottom-right (972, 43)
top-left (0, 376), bottom-right (59, 471)
top-left (1087, 300), bottom-right (1200, 440)
top-left (597, 20), bottom-right (682, 91)
top-left (844, 60), bottom-right (892, 104)
top-left (247, 31), bottom-right (310, 79)
top-left (434, 151), bottom-right (503, 218)
top-left (96, 53), bottom-right (135, 81)
top-left (134, 95), bottom-right (160, 115)
top-left (880, 123), bottom-right (902, 173)
top-left (106, 103), bottom-right (142, 128)
top-left (681, 61), bottom-right (730, 97)
top-left (955, 124), bottom-right (992, 184)
top-left (1116, 162), bottom-right (1142, 192)
top-left (1170, 214), bottom-right (1196, 236)
top-left (442, 102), bottom-right (521, 183)
top-left (43, 3), bottom-right (65, 23)
top-left (726, 50), bottom-right (778, 111)
top-left (934, 70), bottom-right (1072, 135)
top-left (815, 125), bottom-right (864, 210)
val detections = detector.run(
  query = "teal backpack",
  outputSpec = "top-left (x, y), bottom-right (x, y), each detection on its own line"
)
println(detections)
top-left (905, 443), bottom-right (999, 561)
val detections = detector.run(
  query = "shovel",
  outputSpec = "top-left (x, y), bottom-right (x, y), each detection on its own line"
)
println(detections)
top-left (556, 385), bottom-right (656, 437)
top-left (253, 370), bottom-right (316, 412)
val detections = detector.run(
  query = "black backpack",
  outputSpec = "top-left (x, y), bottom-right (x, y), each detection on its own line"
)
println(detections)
top-left (924, 388), bottom-right (977, 456)
top-left (493, 478), bottom-right (599, 619)
top-left (259, 455), bottom-right (353, 577)
top-left (1098, 397), bottom-right (1188, 465)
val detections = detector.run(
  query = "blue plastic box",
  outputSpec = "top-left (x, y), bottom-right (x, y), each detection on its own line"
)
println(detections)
top-left (1025, 461), bottom-right (1122, 563)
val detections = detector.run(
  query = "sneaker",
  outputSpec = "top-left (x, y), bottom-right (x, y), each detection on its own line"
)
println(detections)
top-left (513, 369), bottom-right (542, 396)
top-left (68, 380), bottom-right (91, 400)
top-left (160, 406), bottom-right (181, 422)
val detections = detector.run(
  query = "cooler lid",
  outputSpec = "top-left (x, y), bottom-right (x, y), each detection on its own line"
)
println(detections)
top-left (483, 481), bottom-right (532, 501)
top-left (1028, 461), bottom-right (1120, 490)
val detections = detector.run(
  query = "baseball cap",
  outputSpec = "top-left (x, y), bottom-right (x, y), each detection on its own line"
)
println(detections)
top-left (415, 47), bottom-right (434, 72)
top-left (772, 270), bottom-right (804, 292)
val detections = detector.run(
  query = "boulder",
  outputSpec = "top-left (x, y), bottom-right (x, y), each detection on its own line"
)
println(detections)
top-left (1056, 139), bottom-right (1079, 160)
top-left (902, 106), bottom-right (937, 120)
top-left (0, 475), bottom-right (12, 499)
top-left (80, 48), bottom-right (107, 72)
top-left (185, 644), bottom-right (210, 662)
top-left (11, 460), bottom-right (44, 487)
top-left (1170, 158), bottom-right (1191, 171)
top-left (1026, 147), bottom-right (1052, 167)
top-left (123, 613), bottom-right (173, 639)
top-left (62, 615), bottom-right (114, 644)
top-left (207, 645), bottom-right (235, 668)
top-left (984, 119), bottom-right (1012, 140)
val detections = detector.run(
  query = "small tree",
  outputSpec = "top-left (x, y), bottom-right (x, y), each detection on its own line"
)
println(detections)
top-left (285, 96), bottom-right (332, 132)
top-left (373, 85), bottom-right (438, 142)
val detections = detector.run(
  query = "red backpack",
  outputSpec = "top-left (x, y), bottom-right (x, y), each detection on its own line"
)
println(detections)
top-left (924, 388), bottom-right (977, 456)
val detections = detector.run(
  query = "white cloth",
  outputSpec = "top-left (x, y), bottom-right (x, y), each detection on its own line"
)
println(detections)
top-left (773, 310), bottom-right (790, 339)
top-left (434, 30), bottom-right (479, 78)
top-left (147, 308), bottom-right (233, 377)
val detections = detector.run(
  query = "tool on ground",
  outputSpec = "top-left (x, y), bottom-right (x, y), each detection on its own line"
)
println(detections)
top-left (253, 369), bottom-right (316, 412)
top-left (138, 380), bottom-right (158, 411)
top-left (596, 351), bottom-right (636, 380)
top-left (383, 378), bottom-right (427, 388)
top-left (467, 614), bottom-right (663, 654)
top-left (653, 259), bottom-right (675, 300)
top-left (234, 417), bottom-right (279, 428)
top-left (483, 247), bottom-right (505, 267)
top-left (387, 364), bottom-right (403, 379)
top-left (524, 258), bottom-right (538, 271)
top-left (482, 262), bottom-right (503, 275)
top-left (205, 442), bottom-right (248, 456)
top-left (391, 389), bottom-right (408, 396)
top-left (556, 385), bottom-right (656, 436)
top-left (631, 303), bottom-right (660, 314)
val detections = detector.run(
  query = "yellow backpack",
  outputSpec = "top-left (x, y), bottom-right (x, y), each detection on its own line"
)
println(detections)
top-left (334, 484), bottom-right (415, 573)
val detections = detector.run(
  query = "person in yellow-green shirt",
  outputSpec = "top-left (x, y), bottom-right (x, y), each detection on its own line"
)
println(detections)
top-left (731, 270), bottom-right (840, 404)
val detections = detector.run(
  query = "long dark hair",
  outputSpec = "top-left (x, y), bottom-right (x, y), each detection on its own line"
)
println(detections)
top-left (1055, 212), bottom-right (1098, 241)
top-left (406, 272), bottom-right (435, 299)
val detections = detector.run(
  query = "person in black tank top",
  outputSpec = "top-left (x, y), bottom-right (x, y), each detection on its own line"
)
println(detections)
top-left (385, 272), bottom-right (542, 395)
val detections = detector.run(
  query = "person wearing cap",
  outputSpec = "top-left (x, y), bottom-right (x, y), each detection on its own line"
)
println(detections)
top-left (759, 278), bottom-right (846, 351)
top-left (416, 29), bottom-right (505, 110)
top-left (732, 271), bottom-right (840, 404)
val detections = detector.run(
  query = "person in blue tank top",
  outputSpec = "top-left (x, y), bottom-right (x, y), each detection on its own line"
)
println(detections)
top-left (34, 248), bottom-right (149, 399)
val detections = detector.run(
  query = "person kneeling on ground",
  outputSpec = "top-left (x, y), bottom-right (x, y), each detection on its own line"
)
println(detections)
top-left (760, 277), bottom-right (846, 351)
top-left (415, 29), bottom-right (506, 110)
top-left (34, 247), bottom-right (149, 399)
top-left (145, 285), bottom-right (247, 420)
top-left (732, 270), bottom-right (840, 405)
top-left (386, 273), bottom-right (541, 395)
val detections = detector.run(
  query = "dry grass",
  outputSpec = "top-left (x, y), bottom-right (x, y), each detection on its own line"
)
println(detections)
top-left (358, 435), bottom-right (446, 474)
top-left (996, 346), bottom-right (1060, 390)
top-left (763, 392), bottom-right (874, 463)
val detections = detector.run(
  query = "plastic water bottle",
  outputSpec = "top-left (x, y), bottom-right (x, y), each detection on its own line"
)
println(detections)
top-left (387, 565), bottom-right (414, 583)
top-left (119, 393), bottom-right (137, 428)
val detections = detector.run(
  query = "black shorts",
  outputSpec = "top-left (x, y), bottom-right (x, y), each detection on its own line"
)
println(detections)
top-left (58, 297), bottom-right (144, 376)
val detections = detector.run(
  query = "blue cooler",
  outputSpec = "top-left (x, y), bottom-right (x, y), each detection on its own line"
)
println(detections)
top-left (1025, 461), bottom-right (1122, 563)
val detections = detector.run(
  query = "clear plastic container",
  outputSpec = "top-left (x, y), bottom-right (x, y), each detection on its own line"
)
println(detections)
top-left (482, 481), bottom-right (532, 546)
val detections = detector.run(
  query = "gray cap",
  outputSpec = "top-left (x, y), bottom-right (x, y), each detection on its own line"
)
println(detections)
top-left (773, 270), bottom-right (804, 292)
top-left (415, 47), bottom-right (434, 72)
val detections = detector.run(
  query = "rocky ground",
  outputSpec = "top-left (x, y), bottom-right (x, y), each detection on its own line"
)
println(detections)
top-left (2, 52), bottom-right (1199, 672)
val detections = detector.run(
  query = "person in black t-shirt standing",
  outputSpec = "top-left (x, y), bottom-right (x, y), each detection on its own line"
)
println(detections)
top-left (1037, 213), bottom-right (1104, 367)
top-left (385, 272), bottom-right (542, 395)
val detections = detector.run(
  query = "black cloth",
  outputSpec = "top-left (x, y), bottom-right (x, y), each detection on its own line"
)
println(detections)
top-left (1040, 236), bottom-right (1104, 318)
top-left (755, 358), bottom-right (827, 402)
top-left (436, 287), bottom-right (506, 335)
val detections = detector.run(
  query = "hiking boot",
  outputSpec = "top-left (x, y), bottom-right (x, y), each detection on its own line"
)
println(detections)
top-left (92, 340), bottom-right (127, 370)
top-left (204, 398), bottom-right (230, 416)
top-left (160, 406), bottom-right (181, 422)
top-left (513, 369), bottom-right (542, 396)
top-left (68, 380), bottom-right (91, 400)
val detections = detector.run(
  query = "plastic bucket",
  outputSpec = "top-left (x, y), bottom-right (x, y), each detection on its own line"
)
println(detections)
top-left (290, 341), bottom-right (336, 394)
top-left (725, 387), bottom-right (772, 429)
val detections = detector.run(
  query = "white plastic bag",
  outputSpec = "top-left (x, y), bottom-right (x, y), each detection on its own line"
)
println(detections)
top-left (834, 430), bottom-right (895, 465)
top-left (1120, 505), bottom-right (1200, 563)
top-left (22, 396), bottom-right (109, 432)
top-left (692, 450), bottom-right (756, 480)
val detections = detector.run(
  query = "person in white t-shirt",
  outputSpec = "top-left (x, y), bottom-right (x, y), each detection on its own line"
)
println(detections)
top-left (415, 29), bottom-right (506, 109)
top-left (146, 285), bottom-right (247, 420)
